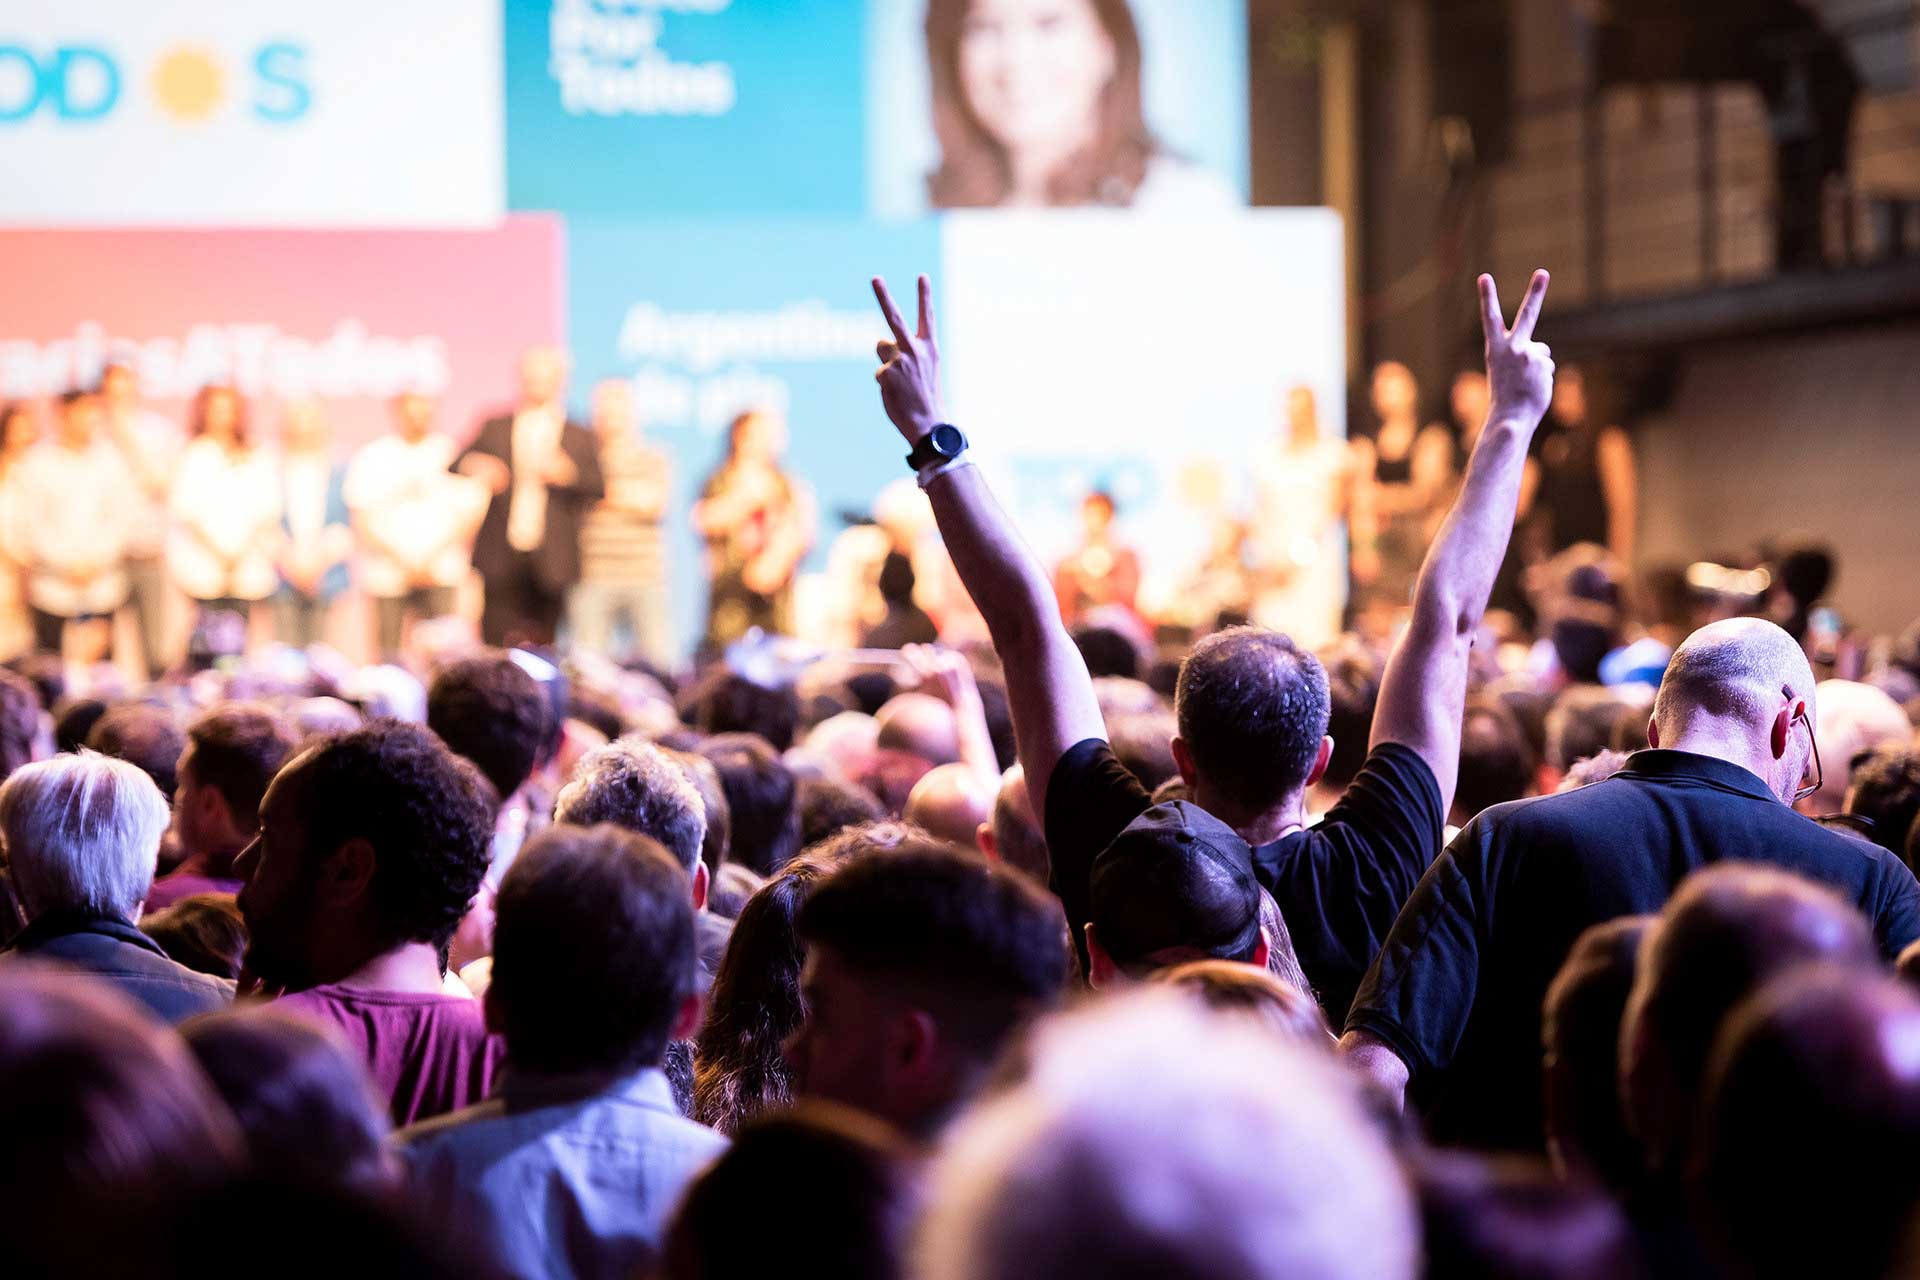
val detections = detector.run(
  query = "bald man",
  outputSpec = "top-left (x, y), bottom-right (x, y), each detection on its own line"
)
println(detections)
top-left (905, 762), bottom-right (995, 850)
top-left (459, 346), bottom-right (604, 647)
top-left (1342, 617), bottom-right (1920, 1152)
top-left (875, 692), bottom-right (960, 767)
top-left (978, 764), bottom-right (1049, 884)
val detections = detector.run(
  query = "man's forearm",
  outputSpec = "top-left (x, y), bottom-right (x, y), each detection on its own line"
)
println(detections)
top-left (1410, 416), bottom-right (1533, 631)
top-left (923, 465), bottom-right (1062, 659)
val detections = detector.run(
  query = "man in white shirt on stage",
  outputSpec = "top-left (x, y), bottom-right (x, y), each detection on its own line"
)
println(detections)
top-left (345, 391), bottom-right (490, 659)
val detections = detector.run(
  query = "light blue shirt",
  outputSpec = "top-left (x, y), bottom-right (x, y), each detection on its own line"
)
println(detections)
top-left (397, 1066), bottom-right (727, 1280)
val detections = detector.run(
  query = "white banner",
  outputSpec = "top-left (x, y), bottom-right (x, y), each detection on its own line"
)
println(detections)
top-left (0, 1), bottom-right (501, 226)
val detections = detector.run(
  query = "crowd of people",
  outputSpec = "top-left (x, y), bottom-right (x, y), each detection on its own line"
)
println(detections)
top-left (3, 266), bottom-right (1920, 1280)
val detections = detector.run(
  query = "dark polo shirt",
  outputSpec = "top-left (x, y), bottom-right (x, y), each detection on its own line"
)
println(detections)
top-left (1345, 749), bottom-right (1920, 1152)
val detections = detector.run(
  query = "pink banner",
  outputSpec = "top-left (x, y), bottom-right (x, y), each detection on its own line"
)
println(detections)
top-left (0, 216), bottom-right (565, 449)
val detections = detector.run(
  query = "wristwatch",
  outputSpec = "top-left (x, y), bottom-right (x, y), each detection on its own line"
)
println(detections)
top-left (905, 423), bottom-right (968, 473)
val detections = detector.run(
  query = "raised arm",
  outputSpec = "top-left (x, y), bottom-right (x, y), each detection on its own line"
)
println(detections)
top-left (1369, 271), bottom-right (1556, 814)
top-left (870, 275), bottom-right (1104, 816)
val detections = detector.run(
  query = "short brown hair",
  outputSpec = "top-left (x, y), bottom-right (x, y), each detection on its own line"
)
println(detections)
top-left (184, 704), bottom-right (299, 824)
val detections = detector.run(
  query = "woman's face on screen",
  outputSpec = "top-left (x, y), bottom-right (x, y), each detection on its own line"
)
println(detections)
top-left (958, 0), bottom-right (1117, 162)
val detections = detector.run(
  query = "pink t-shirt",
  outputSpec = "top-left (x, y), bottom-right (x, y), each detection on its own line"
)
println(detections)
top-left (144, 872), bottom-right (243, 914)
top-left (276, 983), bottom-right (504, 1128)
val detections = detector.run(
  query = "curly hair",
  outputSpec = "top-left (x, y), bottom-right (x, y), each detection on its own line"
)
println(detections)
top-left (554, 738), bottom-right (706, 873)
top-left (426, 653), bottom-right (551, 802)
top-left (298, 721), bottom-right (496, 951)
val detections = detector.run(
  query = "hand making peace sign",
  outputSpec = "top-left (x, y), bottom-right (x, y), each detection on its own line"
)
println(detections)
top-left (872, 274), bottom-right (943, 445)
top-left (1479, 269), bottom-right (1555, 428)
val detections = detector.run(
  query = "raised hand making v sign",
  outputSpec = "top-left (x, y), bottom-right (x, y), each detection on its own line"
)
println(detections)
top-left (873, 275), bottom-right (945, 444)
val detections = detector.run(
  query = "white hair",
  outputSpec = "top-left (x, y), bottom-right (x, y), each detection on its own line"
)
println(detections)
top-left (0, 753), bottom-right (169, 922)
top-left (917, 990), bottom-right (1418, 1280)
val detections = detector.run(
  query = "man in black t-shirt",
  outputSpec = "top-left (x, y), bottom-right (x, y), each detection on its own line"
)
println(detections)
top-left (1342, 617), bottom-right (1920, 1152)
top-left (863, 269), bottom-right (1562, 1023)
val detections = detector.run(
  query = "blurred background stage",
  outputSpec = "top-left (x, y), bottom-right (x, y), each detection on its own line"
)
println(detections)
top-left (1, 0), bottom-right (1918, 659)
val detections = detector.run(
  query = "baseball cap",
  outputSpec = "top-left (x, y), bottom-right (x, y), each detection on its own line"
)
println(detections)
top-left (1089, 800), bottom-right (1263, 970)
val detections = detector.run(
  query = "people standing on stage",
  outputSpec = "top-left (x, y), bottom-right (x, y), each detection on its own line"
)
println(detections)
top-left (571, 378), bottom-right (673, 669)
top-left (1352, 361), bottom-right (1453, 608)
top-left (345, 391), bottom-right (487, 660)
top-left (2, 389), bottom-right (139, 663)
top-left (1519, 365), bottom-right (1638, 567)
top-left (692, 409), bottom-right (814, 650)
top-left (1053, 490), bottom-right (1141, 628)
top-left (169, 384), bottom-right (282, 628)
top-left (1248, 385), bottom-right (1361, 648)
top-left (99, 361), bottom-right (182, 677)
top-left (273, 398), bottom-right (352, 650)
top-left (458, 347), bottom-right (604, 648)
top-left (0, 401), bottom-right (43, 658)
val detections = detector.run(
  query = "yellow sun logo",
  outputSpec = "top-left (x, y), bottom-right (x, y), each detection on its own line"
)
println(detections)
top-left (150, 46), bottom-right (225, 122)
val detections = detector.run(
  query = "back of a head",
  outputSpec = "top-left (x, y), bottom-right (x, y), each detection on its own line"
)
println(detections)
top-left (803, 711), bottom-right (881, 781)
top-left (491, 823), bottom-right (694, 1075)
top-left (86, 703), bottom-right (189, 801)
top-left (987, 765), bottom-right (1049, 885)
top-left (1542, 915), bottom-right (1652, 1193)
top-left (699, 732), bottom-right (800, 876)
top-left (875, 692), bottom-right (960, 767)
top-left (0, 754), bottom-right (168, 921)
top-left (1072, 625), bottom-right (1143, 681)
top-left (142, 893), bottom-right (248, 980)
top-left (1812, 678), bottom-right (1912, 812)
top-left (180, 703), bottom-right (299, 826)
top-left (1089, 801), bottom-right (1263, 976)
top-left (693, 672), bottom-right (800, 753)
top-left (0, 970), bottom-right (240, 1271)
top-left (1416, 1152), bottom-right (1643, 1280)
top-left (180, 1005), bottom-right (390, 1192)
top-left (53, 696), bottom-right (109, 754)
top-left (800, 773), bottom-right (886, 852)
top-left (0, 667), bottom-right (40, 783)
top-left (1154, 959), bottom-right (1331, 1046)
top-left (1619, 863), bottom-right (1875, 1177)
top-left (918, 991), bottom-right (1416, 1280)
top-left (554, 737), bottom-right (706, 873)
top-left (798, 841), bottom-right (1068, 1066)
top-left (1318, 641), bottom-right (1383, 792)
top-left (1456, 699), bottom-right (1537, 821)
top-left (427, 652), bottom-right (551, 802)
top-left (1651, 618), bottom-right (1814, 748)
top-left (1695, 968), bottom-right (1920, 1280)
top-left (667, 748), bottom-right (731, 879)
top-left (1107, 708), bottom-right (1180, 791)
top-left (1845, 744), bottom-right (1920, 862)
top-left (694, 852), bottom-right (846, 1134)
top-left (1175, 627), bottom-right (1330, 814)
top-left (904, 762), bottom-right (995, 850)
top-left (1544, 686), bottom-right (1629, 776)
top-left (665, 1101), bottom-right (909, 1280)
top-left (298, 720), bottom-right (497, 952)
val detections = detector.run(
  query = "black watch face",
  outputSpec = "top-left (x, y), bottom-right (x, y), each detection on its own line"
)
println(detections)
top-left (930, 423), bottom-right (964, 457)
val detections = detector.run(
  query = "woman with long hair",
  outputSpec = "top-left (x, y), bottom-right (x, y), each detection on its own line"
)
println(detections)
top-left (923, 0), bottom-right (1234, 209)
top-left (693, 851), bottom-right (844, 1135)
top-left (691, 410), bottom-right (814, 650)
top-left (169, 383), bottom-right (282, 626)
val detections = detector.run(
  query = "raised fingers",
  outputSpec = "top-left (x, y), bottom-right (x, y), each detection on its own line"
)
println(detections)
top-left (1478, 274), bottom-right (1504, 345)
top-left (1510, 269), bottom-right (1551, 342)
top-left (873, 276), bottom-right (913, 348)
top-left (917, 274), bottom-right (936, 343)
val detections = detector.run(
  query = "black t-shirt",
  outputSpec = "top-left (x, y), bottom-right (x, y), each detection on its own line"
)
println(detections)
top-left (1043, 739), bottom-right (1444, 1023)
top-left (1345, 749), bottom-right (1920, 1153)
